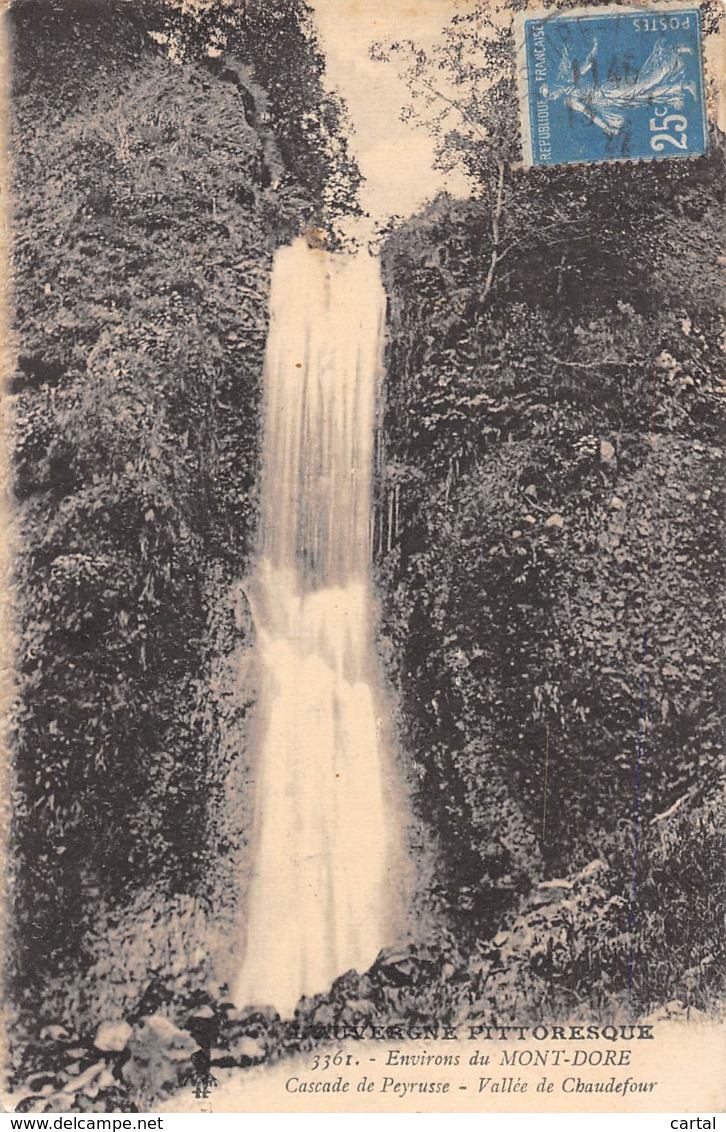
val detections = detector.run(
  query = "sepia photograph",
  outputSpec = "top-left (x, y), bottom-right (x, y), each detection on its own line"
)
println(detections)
top-left (1, 0), bottom-right (724, 1114)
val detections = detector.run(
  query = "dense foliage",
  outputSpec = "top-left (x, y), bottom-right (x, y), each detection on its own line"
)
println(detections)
top-left (369, 0), bottom-right (725, 1018)
top-left (6, 1), bottom-right (724, 1103)
top-left (163, 0), bottom-right (362, 226)
top-left (376, 126), bottom-right (725, 1009)
top-left (8, 0), bottom-right (354, 1026)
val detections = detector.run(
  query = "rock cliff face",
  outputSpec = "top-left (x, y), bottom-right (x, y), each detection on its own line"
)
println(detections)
top-left (373, 151), bottom-right (725, 1012)
top-left (7, 0), bottom-right (355, 1040)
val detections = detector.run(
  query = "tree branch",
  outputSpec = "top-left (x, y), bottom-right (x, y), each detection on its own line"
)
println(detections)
top-left (482, 159), bottom-right (505, 300)
top-left (405, 69), bottom-right (490, 144)
top-left (549, 355), bottom-right (640, 369)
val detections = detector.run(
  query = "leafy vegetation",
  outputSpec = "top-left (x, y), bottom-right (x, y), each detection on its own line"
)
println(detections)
top-left (8, 0), bottom-right (357, 1035)
top-left (374, 0), bottom-right (725, 1014)
top-left (6, 0), bottom-right (725, 1109)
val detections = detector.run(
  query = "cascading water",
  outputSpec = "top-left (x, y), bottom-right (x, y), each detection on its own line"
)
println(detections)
top-left (232, 237), bottom-right (402, 1017)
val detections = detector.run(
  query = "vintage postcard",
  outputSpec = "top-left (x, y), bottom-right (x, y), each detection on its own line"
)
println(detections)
top-left (1, 0), bottom-right (724, 1116)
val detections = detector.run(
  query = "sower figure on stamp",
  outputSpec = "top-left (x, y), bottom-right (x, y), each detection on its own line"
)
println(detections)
top-left (543, 39), bottom-right (698, 135)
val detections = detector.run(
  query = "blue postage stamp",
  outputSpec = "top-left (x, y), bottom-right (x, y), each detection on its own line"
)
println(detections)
top-left (516, 4), bottom-right (708, 167)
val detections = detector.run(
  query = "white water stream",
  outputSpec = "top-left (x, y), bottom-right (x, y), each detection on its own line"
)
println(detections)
top-left (232, 239), bottom-right (401, 1016)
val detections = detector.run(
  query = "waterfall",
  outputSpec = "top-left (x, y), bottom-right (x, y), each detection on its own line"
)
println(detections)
top-left (232, 237), bottom-right (401, 1017)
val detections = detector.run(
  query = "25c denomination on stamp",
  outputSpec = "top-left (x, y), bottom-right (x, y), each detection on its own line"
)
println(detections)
top-left (516, 3), bottom-right (708, 167)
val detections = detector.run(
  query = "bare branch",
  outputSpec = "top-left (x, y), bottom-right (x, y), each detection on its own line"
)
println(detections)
top-left (482, 160), bottom-right (506, 300)
top-left (650, 792), bottom-right (693, 825)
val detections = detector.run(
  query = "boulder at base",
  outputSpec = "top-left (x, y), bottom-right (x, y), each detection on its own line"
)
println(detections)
top-left (121, 1015), bottom-right (197, 1101)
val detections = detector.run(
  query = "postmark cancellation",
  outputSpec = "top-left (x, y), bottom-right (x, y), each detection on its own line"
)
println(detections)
top-left (516, 3), bottom-right (708, 166)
